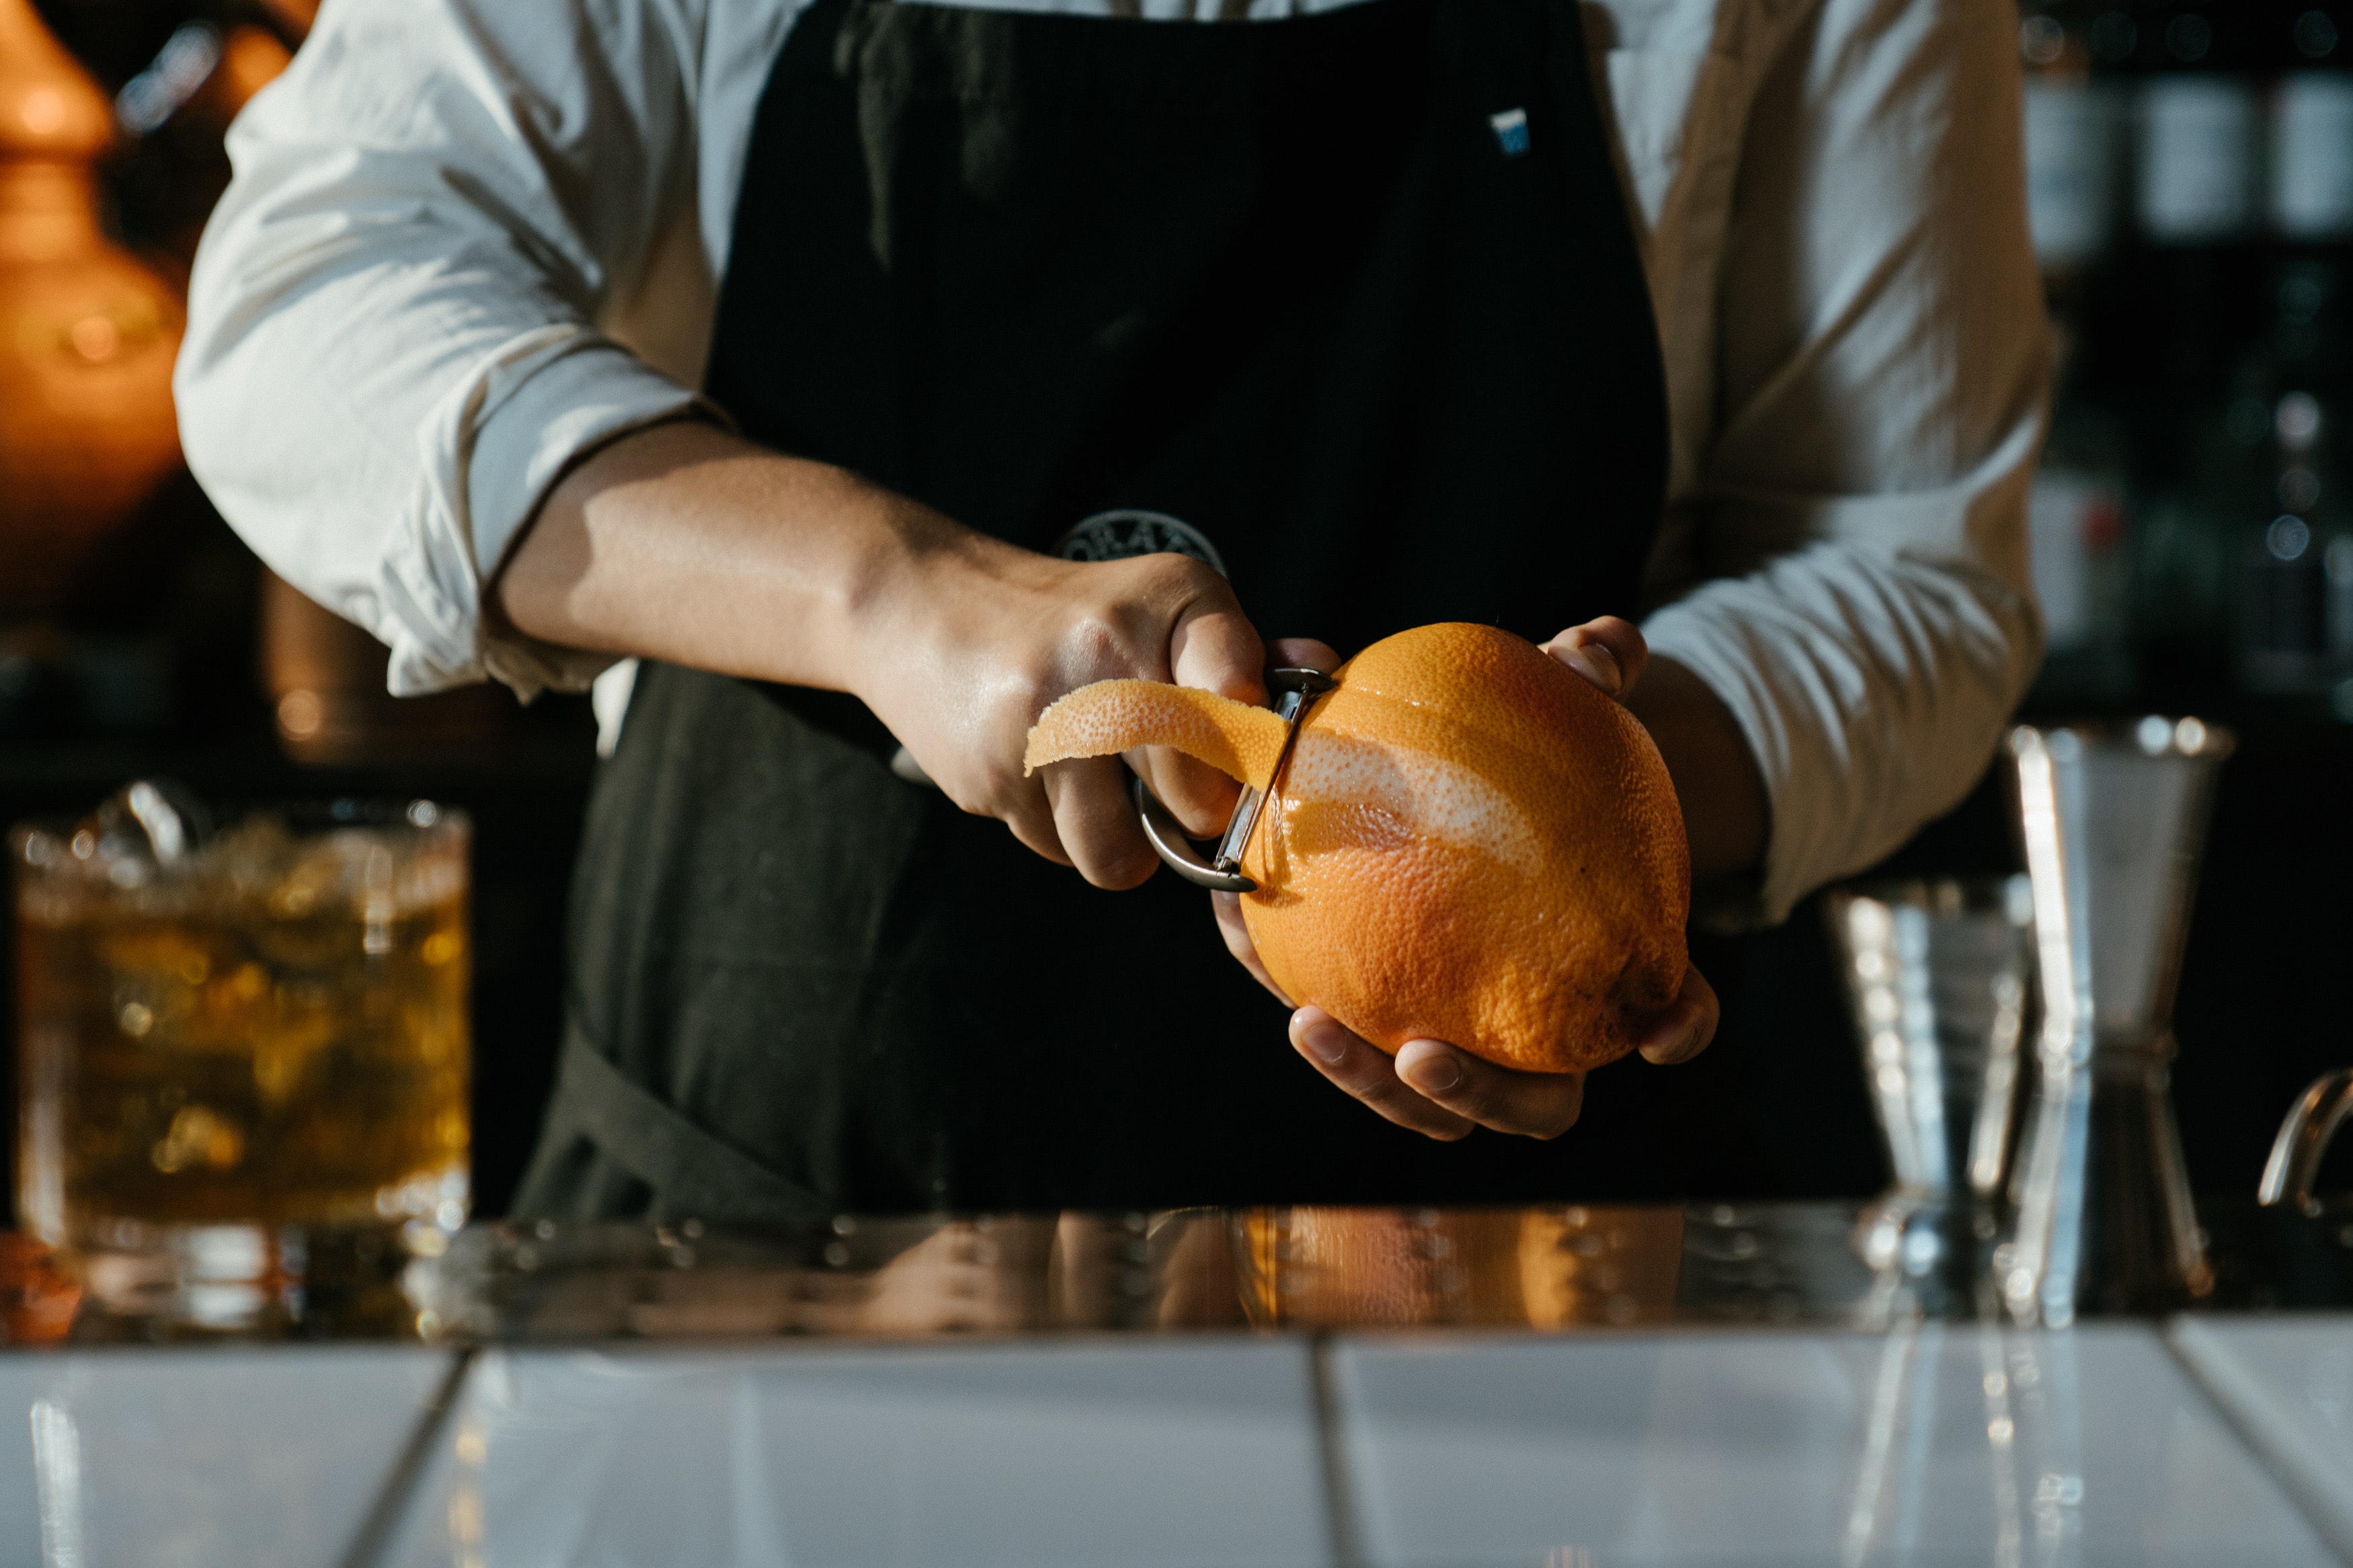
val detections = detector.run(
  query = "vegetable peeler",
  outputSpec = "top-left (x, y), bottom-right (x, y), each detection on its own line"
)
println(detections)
top-left (1133, 666), bottom-right (1334, 893)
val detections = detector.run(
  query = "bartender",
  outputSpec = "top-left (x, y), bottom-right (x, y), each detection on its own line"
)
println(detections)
top-left (177, 0), bottom-right (2046, 1216)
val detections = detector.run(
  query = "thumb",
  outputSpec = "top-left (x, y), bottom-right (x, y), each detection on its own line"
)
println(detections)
top-left (1542, 616), bottom-right (1649, 700)
top-left (1267, 637), bottom-right (1342, 678)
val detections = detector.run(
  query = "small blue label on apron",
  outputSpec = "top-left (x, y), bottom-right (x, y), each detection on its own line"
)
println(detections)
top-left (1489, 108), bottom-right (1529, 158)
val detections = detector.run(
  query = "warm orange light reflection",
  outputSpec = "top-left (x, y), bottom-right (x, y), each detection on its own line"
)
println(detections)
top-left (1233, 1206), bottom-right (1684, 1329)
top-left (0, 0), bottom-right (185, 614)
top-left (0, 1232), bottom-right (83, 1343)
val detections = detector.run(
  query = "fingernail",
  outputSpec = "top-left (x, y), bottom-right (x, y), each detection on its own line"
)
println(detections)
top-left (1646, 1022), bottom-right (1701, 1065)
top-left (1400, 1047), bottom-right (1462, 1094)
top-left (1301, 1022), bottom-right (1349, 1065)
top-left (1565, 643), bottom-right (1622, 695)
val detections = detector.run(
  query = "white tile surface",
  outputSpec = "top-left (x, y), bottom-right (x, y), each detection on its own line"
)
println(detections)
top-left (1331, 1323), bottom-right (2338, 1568)
top-left (381, 1339), bottom-right (1330, 1568)
top-left (0, 1345), bottom-right (457, 1568)
top-left (2167, 1314), bottom-right (2353, 1562)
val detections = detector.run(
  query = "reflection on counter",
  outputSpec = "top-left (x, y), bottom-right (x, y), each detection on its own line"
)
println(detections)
top-left (402, 1208), bottom-right (1811, 1346)
top-left (0, 1232), bottom-right (78, 1344)
top-left (1232, 1207), bottom-right (1685, 1331)
top-left (16, 1198), bottom-right (2353, 1349)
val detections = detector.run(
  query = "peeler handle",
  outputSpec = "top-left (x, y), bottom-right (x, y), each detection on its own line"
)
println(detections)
top-left (1133, 775), bottom-right (1257, 893)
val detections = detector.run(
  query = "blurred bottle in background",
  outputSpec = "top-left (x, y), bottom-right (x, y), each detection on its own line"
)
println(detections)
top-left (2022, 0), bottom-right (2136, 700)
top-left (2023, 1), bottom-right (2126, 275)
top-left (2017, 0), bottom-right (2353, 723)
top-left (2237, 265), bottom-right (2353, 702)
top-left (2133, 5), bottom-right (2260, 248)
top-left (2272, 21), bottom-right (2353, 243)
top-left (2225, 5), bottom-right (2353, 713)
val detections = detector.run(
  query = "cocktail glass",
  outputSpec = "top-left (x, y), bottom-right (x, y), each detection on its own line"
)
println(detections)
top-left (13, 790), bottom-right (470, 1326)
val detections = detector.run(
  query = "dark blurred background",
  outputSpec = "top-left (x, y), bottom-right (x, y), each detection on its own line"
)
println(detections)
top-left (3, 0), bottom-right (593, 1220)
top-left (1730, 0), bottom-right (2353, 1204)
top-left (3, 0), bottom-right (2351, 1219)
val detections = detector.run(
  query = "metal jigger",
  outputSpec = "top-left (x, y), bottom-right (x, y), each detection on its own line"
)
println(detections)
top-left (1826, 878), bottom-right (2035, 1316)
top-left (1998, 718), bottom-right (2233, 1326)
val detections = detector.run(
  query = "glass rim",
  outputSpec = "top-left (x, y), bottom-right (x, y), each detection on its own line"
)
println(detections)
top-left (2006, 715), bottom-right (2236, 761)
top-left (1824, 873), bottom-right (2030, 907)
top-left (10, 796), bottom-right (470, 847)
top-left (1823, 874), bottom-right (2035, 930)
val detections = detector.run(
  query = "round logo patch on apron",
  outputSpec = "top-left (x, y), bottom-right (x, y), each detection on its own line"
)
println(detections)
top-left (1053, 509), bottom-right (1228, 577)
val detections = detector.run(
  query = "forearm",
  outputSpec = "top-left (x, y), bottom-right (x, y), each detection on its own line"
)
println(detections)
top-left (1626, 656), bottom-right (1768, 884)
top-left (491, 418), bottom-right (996, 693)
top-left (490, 417), bottom-right (1265, 882)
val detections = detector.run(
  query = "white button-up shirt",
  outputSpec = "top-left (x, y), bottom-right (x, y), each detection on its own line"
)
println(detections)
top-left (175, 0), bottom-right (2048, 927)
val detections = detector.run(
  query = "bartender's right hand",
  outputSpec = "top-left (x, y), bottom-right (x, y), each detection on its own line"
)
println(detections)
top-left (496, 421), bottom-right (1263, 886)
top-left (853, 530), bottom-right (1267, 889)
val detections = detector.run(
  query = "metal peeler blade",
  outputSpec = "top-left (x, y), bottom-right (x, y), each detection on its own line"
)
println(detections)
top-left (1134, 666), bottom-right (1334, 893)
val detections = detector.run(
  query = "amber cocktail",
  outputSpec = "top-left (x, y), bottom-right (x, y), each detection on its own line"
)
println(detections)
top-left (13, 796), bottom-right (468, 1319)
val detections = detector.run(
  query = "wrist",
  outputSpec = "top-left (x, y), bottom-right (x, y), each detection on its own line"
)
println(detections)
top-left (1623, 656), bottom-right (1768, 881)
top-left (831, 485), bottom-right (1025, 706)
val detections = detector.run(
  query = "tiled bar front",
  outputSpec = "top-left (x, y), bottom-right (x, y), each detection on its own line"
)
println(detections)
top-left (375, 1339), bottom-right (1336, 1568)
top-left (0, 1346), bottom-right (459, 1568)
top-left (1331, 1323), bottom-right (2341, 1567)
top-left (7, 1313), bottom-right (2352, 1566)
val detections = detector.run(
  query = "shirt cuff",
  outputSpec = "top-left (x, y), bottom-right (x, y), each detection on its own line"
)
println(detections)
top-left (1642, 549), bottom-right (2039, 934)
top-left (364, 324), bottom-right (721, 701)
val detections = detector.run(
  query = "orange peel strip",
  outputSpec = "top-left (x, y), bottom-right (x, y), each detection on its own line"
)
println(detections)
top-left (1022, 680), bottom-right (1291, 790)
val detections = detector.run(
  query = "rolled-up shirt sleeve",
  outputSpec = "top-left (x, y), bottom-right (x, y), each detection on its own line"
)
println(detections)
top-left (1638, 0), bottom-right (2049, 927)
top-left (175, 0), bottom-right (716, 699)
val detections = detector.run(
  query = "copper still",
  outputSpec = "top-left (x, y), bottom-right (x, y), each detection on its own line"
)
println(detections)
top-left (0, 0), bottom-right (185, 615)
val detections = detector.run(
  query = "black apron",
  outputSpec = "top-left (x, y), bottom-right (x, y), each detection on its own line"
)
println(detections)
top-left (515, 0), bottom-right (1716, 1222)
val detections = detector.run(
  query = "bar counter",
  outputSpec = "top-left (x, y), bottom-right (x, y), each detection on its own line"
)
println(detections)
top-left (5, 1199), bottom-right (2352, 1567)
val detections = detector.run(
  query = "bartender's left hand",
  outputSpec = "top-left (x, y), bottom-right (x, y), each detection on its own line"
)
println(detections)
top-left (1213, 618), bottom-right (1721, 1141)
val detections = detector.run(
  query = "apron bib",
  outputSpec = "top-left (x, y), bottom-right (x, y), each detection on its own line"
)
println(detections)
top-left (517, 0), bottom-right (1690, 1220)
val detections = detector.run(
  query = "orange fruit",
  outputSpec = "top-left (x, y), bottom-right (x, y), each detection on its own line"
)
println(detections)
top-left (1024, 622), bottom-right (1689, 1073)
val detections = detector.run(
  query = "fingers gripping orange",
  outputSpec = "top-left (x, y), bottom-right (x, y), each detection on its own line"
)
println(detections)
top-left (1024, 622), bottom-right (1690, 1073)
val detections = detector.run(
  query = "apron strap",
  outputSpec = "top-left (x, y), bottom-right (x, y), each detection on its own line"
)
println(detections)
top-left (545, 1022), bottom-right (836, 1221)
